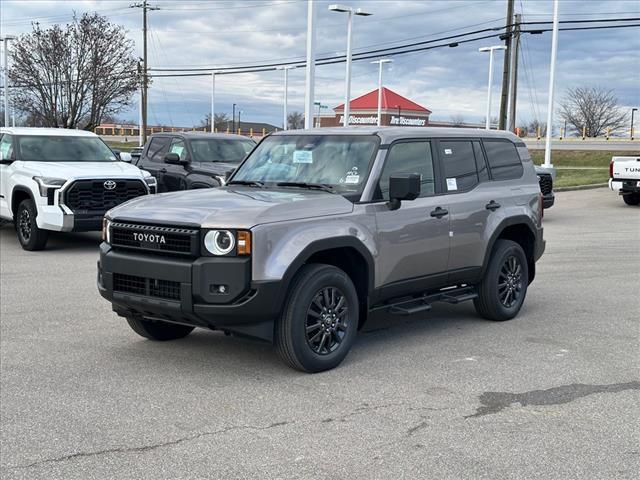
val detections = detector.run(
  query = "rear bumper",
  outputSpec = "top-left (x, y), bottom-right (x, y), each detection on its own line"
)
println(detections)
top-left (610, 179), bottom-right (640, 194)
top-left (97, 243), bottom-right (281, 341)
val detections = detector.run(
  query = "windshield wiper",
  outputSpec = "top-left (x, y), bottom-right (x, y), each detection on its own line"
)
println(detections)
top-left (227, 180), bottom-right (265, 188)
top-left (276, 182), bottom-right (335, 193)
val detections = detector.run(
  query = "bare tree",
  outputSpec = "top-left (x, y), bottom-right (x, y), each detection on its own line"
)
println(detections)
top-left (559, 87), bottom-right (627, 137)
top-left (200, 112), bottom-right (230, 131)
top-left (287, 111), bottom-right (304, 130)
top-left (450, 114), bottom-right (465, 127)
top-left (9, 14), bottom-right (138, 130)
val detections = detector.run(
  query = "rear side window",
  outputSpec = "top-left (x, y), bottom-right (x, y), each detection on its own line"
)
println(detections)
top-left (483, 140), bottom-right (523, 180)
top-left (0, 134), bottom-right (13, 160)
top-left (147, 137), bottom-right (171, 162)
top-left (439, 140), bottom-right (478, 192)
top-left (377, 141), bottom-right (435, 200)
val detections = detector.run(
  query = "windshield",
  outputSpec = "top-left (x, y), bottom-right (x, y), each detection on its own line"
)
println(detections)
top-left (16, 135), bottom-right (117, 162)
top-left (231, 135), bottom-right (379, 193)
top-left (190, 139), bottom-right (254, 163)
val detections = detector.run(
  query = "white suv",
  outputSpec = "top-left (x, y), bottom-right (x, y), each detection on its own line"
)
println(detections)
top-left (0, 127), bottom-right (157, 250)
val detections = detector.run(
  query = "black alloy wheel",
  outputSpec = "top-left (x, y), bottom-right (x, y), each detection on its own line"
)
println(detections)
top-left (498, 255), bottom-right (523, 308)
top-left (305, 287), bottom-right (349, 355)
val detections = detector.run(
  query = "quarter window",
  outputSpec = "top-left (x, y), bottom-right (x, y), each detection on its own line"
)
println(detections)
top-left (439, 140), bottom-right (478, 192)
top-left (0, 134), bottom-right (14, 160)
top-left (147, 137), bottom-right (171, 162)
top-left (483, 140), bottom-right (523, 180)
top-left (377, 141), bottom-right (435, 200)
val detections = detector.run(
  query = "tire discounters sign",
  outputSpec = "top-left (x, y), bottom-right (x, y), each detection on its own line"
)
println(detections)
top-left (338, 114), bottom-right (427, 126)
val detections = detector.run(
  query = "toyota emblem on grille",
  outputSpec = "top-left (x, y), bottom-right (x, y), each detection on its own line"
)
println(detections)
top-left (103, 180), bottom-right (117, 190)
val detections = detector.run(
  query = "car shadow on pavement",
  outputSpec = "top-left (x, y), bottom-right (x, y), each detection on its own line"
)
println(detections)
top-left (0, 224), bottom-right (102, 252)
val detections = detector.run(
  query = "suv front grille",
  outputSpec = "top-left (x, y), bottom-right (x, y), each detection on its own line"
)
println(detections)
top-left (113, 273), bottom-right (181, 301)
top-left (110, 222), bottom-right (199, 256)
top-left (538, 174), bottom-right (553, 195)
top-left (64, 180), bottom-right (147, 213)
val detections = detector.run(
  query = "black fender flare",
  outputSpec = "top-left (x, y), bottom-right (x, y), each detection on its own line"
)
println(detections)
top-left (10, 186), bottom-right (35, 216)
top-left (481, 215), bottom-right (538, 278)
top-left (273, 236), bottom-right (375, 313)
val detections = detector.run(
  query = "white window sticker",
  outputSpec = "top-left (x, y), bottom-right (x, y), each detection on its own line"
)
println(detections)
top-left (293, 150), bottom-right (313, 164)
top-left (444, 148), bottom-right (453, 155)
top-left (345, 174), bottom-right (360, 184)
top-left (446, 178), bottom-right (458, 191)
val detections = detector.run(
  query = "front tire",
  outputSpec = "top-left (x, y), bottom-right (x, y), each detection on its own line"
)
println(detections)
top-left (623, 194), bottom-right (640, 206)
top-left (275, 264), bottom-right (358, 373)
top-left (16, 199), bottom-right (48, 251)
top-left (126, 317), bottom-right (194, 341)
top-left (474, 239), bottom-right (529, 321)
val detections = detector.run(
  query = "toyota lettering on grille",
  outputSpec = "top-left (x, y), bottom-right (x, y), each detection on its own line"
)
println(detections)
top-left (104, 180), bottom-right (117, 190)
top-left (133, 232), bottom-right (167, 244)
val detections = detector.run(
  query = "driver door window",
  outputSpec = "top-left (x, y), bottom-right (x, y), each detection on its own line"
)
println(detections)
top-left (376, 140), bottom-right (435, 200)
top-left (169, 138), bottom-right (188, 161)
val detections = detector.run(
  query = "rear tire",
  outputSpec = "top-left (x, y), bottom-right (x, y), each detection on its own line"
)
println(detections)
top-left (623, 194), bottom-right (640, 206)
top-left (474, 239), bottom-right (529, 321)
top-left (126, 317), bottom-right (194, 341)
top-left (275, 264), bottom-right (358, 373)
top-left (16, 199), bottom-right (48, 251)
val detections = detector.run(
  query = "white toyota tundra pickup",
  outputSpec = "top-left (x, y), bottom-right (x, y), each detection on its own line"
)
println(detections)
top-left (0, 127), bottom-right (157, 250)
top-left (609, 156), bottom-right (640, 206)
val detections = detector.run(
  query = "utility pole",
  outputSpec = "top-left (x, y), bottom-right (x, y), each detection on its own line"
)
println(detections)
top-left (131, 1), bottom-right (159, 145)
top-left (543, 0), bottom-right (559, 168)
top-left (210, 72), bottom-right (215, 133)
top-left (1, 36), bottom-right (16, 128)
top-left (232, 103), bottom-right (236, 132)
top-left (498, 0), bottom-right (514, 130)
top-left (507, 14), bottom-right (521, 132)
top-left (138, 60), bottom-right (143, 146)
top-left (304, 0), bottom-right (317, 129)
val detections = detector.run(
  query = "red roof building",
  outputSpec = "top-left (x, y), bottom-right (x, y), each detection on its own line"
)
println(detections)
top-left (318, 87), bottom-right (432, 127)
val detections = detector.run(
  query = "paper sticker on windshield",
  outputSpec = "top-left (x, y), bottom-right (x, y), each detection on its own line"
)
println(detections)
top-left (345, 174), bottom-right (360, 184)
top-left (444, 148), bottom-right (453, 155)
top-left (446, 178), bottom-right (458, 191)
top-left (293, 150), bottom-right (313, 164)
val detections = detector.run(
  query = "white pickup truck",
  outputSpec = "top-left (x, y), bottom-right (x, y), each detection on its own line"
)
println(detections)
top-left (609, 156), bottom-right (640, 206)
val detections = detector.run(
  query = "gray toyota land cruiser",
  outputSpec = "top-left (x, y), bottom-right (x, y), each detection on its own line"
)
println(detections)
top-left (98, 127), bottom-right (545, 372)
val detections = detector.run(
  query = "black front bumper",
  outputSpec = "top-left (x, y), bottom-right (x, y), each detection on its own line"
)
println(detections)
top-left (97, 243), bottom-right (281, 341)
top-left (542, 192), bottom-right (555, 209)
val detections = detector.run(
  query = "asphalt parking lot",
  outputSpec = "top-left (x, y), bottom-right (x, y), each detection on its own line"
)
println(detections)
top-left (1, 187), bottom-right (638, 479)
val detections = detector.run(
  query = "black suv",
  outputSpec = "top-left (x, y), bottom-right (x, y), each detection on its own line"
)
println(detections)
top-left (136, 132), bottom-right (255, 192)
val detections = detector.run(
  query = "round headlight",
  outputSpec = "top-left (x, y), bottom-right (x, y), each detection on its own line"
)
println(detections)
top-left (204, 230), bottom-right (235, 255)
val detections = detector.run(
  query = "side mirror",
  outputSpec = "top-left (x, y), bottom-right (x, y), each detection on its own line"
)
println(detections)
top-left (388, 173), bottom-right (421, 210)
top-left (119, 152), bottom-right (133, 163)
top-left (164, 152), bottom-right (183, 164)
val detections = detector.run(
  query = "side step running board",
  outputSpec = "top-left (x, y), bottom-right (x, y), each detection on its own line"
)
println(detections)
top-left (373, 286), bottom-right (478, 316)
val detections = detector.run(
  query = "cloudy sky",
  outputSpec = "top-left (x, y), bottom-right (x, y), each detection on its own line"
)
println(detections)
top-left (1, 0), bottom-right (639, 129)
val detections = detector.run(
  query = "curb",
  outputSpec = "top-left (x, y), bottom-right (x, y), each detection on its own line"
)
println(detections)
top-left (555, 183), bottom-right (608, 192)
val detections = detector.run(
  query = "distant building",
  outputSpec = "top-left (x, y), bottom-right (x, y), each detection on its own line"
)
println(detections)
top-left (318, 88), bottom-right (432, 128)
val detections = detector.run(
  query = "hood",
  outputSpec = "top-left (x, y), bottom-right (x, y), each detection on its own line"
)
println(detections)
top-left (108, 186), bottom-right (354, 229)
top-left (190, 161), bottom-right (239, 176)
top-left (19, 161), bottom-right (143, 180)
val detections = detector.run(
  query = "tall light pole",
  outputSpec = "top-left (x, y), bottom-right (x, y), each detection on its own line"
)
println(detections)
top-left (543, 0), bottom-right (559, 168)
top-left (631, 108), bottom-right (637, 140)
top-left (210, 72), bottom-right (216, 133)
top-left (371, 59), bottom-right (392, 126)
top-left (479, 45), bottom-right (507, 130)
top-left (232, 103), bottom-right (236, 132)
top-left (304, 0), bottom-right (317, 129)
top-left (277, 66), bottom-right (294, 130)
top-left (1, 36), bottom-right (16, 128)
top-left (329, 4), bottom-right (372, 127)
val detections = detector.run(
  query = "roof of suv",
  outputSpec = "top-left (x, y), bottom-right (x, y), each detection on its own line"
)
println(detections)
top-left (149, 131), bottom-right (254, 141)
top-left (0, 127), bottom-right (98, 137)
top-left (271, 126), bottom-right (521, 143)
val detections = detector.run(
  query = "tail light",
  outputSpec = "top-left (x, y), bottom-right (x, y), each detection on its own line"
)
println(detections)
top-left (609, 160), bottom-right (614, 178)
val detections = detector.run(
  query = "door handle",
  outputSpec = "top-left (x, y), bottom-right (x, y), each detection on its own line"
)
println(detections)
top-left (430, 207), bottom-right (449, 218)
top-left (485, 200), bottom-right (501, 211)
top-left (160, 168), bottom-right (168, 174)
